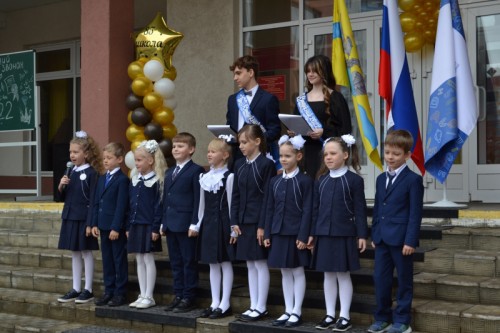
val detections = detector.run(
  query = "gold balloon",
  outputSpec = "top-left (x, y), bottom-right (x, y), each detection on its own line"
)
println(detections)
top-left (127, 111), bottom-right (133, 125)
top-left (127, 61), bottom-right (144, 80)
top-left (411, 3), bottom-right (422, 14)
top-left (135, 133), bottom-right (146, 142)
top-left (133, 12), bottom-right (183, 71)
top-left (423, 27), bottom-right (437, 45)
top-left (131, 140), bottom-right (142, 151)
top-left (164, 66), bottom-right (177, 81)
top-left (400, 12), bottom-right (417, 33)
top-left (398, 0), bottom-right (416, 12)
top-left (126, 124), bottom-right (145, 142)
top-left (162, 124), bottom-right (177, 139)
top-left (131, 77), bottom-right (153, 96)
top-left (404, 31), bottom-right (425, 52)
top-left (414, 17), bottom-right (425, 32)
top-left (153, 106), bottom-right (175, 125)
top-left (143, 92), bottom-right (164, 111)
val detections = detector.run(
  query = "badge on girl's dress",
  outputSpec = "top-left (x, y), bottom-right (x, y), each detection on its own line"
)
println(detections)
top-left (80, 173), bottom-right (87, 181)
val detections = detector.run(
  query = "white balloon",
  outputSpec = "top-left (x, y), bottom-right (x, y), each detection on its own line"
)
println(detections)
top-left (124, 150), bottom-right (135, 169)
top-left (143, 60), bottom-right (164, 82)
top-left (163, 98), bottom-right (177, 110)
top-left (154, 78), bottom-right (175, 99)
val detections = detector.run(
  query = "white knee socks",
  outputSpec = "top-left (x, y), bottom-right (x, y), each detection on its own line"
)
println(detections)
top-left (209, 262), bottom-right (233, 311)
top-left (72, 251), bottom-right (94, 292)
top-left (324, 272), bottom-right (352, 319)
top-left (81, 250), bottom-right (94, 292)
top-left (281, 267), bottom-right (306, 319)
top-left (144, 253), bottom-right (156, 298)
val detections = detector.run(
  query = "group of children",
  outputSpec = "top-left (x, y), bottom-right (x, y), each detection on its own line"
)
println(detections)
top-left (56, 126), bottom-right (423, 333)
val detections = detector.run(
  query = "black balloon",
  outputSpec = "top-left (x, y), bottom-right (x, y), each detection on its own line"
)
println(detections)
top-left (126, 93), bottom-right (143, 110)
top-left (131, 107), bottom-right (152, 126)
top-left (144, 122), bottom-right (163, 141)
top-left (158, 138), bottom-right (173, 158)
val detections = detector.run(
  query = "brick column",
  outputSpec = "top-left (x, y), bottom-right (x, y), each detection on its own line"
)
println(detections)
top-left (80, 0), bottom-right (133, 149)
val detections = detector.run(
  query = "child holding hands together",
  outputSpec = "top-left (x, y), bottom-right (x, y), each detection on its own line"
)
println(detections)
top-left (311, 135), bottom-right (368, 331)
top-left (264, 134), bottom-right (313, 328)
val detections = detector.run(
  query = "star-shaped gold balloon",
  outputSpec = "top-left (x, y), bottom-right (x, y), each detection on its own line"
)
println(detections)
top-left (133, 12), bottom-right (183, 71)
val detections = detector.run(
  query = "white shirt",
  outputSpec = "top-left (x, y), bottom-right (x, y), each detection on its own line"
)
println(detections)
top-left (386, 164), bottom-right (407, 187)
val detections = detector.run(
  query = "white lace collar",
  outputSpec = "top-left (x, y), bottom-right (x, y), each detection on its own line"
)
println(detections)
top-left (131, 171), bottom-right (158, 187)
top-left (329, 166), bottom-right (348, 178)
top-left (74, 163), bottom-right (90, 172)
top-left (282, 167), bottom-right (299, 179)
top-left (200, 166), bottom-right (228, 193)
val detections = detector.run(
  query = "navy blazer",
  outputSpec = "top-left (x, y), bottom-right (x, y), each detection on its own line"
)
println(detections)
top-left (371, 166), bottom-right (424, 248)
top-left (61, 166), bottom-right (98, 227)
top-left (231, 154), bottom-right (276, 228)
top-left (311, 171), bottom-right (368, 238)
top-left (226, 87), bottom-right (281, 144)
top-left (264, 172), bottom-right (313, 243)
top-left (162, 160), bottom-right (205, 233)
top-left (91, 169), bottom-right (129, 232)
top-left (128, 174), bottom-right (163, 233)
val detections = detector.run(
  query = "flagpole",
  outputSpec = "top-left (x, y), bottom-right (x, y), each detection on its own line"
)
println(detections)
top-left (426, 181), bottom-right (467, 208)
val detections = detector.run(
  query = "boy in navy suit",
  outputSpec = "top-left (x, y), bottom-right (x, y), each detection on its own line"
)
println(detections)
top-left (91, 142), bottom-right (129, 306)
top-left (368, 130), bottom-right (424, 333)
top-left (161, 132), bottom-right (204, 313)
top-left (226, 55), bottom-right (281, 166)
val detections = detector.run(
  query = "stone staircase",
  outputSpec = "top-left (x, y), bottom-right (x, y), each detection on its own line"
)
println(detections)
top-left (0, 204), bottom-right (499, 332)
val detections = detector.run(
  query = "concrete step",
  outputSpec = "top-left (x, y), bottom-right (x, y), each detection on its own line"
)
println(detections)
top-left (414, 248), bottom-right (500, 277)
top-left (440, 227), bottom-right (500, 251)
top-left (0, 312), bottom-right (84, 333)
top-left (0, 211), bottom-right (61, 233)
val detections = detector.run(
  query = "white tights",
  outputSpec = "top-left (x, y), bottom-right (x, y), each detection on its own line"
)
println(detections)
top-left (247, 259), bottom-right (269, 314)
top-left (209, 261), bottom-right (234, 311)
top-left (324, 271), bottom-right (353, 319)
top-left (281, 267), bottom-right (306, 316)
top-left (71, 250), bottom-right (94, 292)
top-left (136, 253), bottom-right (156, 298)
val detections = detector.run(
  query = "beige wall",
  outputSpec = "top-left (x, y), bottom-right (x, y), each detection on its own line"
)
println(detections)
top-left (166, 0), bottom-right (238, 164)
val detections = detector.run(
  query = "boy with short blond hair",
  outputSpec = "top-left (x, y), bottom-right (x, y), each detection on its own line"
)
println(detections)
top-left (161, 132), bottom-right (205, 313)
top-left (91, 142), bottom-right (129, 307)
top-left (368, 130), bottom-right (424, 333)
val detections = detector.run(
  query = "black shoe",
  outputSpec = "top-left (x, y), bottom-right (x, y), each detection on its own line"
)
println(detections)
top-left (239, 309), bottom-right (268, 322)
top-left (173, 298), bottom-right (195, 313)
top-left (57, 289), bottom-right (81, 303)
top-left (200, 307), bottom-right (213, 318)
top-left (75, 289), bottom-right (94, 304)
top-left (332, 317), bottom-right (352, 331)
top-left (285, 313), bottom-right (303, 327)
top-left (209, 307), bottom-right (232, 319)
top-left (94, 294), bottom-right (113, 306)
top-left (164, 296), bottom-right (182, 312)
top-left (108, 295), bottom-right (127, 307)
top-left (315, 315), bottom-right (335, 330)
top-left (272, 312), bottom-right (290, 326)
top-left (235, 309), bottom-right (253, 319)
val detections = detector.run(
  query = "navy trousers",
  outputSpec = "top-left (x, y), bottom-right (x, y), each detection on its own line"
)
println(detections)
top-left (100, 230), bottom-right (128, 296)
top-left (166, 231), bottom-right (198, 300)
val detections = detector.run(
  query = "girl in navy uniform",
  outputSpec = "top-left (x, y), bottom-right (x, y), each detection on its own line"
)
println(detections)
top-left (263, 134), bottom-right (313, 328)
top-left (127, 140), bottom-right (167, 309)
top-left (311, 135), bottom-right (368, 331)
top-left (231, 124), bottom-right (276, 321)
top-left (193, 137), bottom-right (235, 319)
top-left (57, 130), bottom-right (103, 304)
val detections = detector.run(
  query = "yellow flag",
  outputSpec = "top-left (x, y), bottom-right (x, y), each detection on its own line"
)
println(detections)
top-left (332, 0), bottom-right (383, 170)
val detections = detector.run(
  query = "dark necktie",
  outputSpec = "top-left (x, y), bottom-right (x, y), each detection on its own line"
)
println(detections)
top-left (172, 166), bottom-right (180, 180)
top-left (386, 173), bottom-right (396, 191)
top-left (244, 90), bottom-right (252, 96)
top-left (105, 172), bottom-right (112, 187)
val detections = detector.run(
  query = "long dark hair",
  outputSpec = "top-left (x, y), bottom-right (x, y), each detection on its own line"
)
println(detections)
top-left (304, 55), bottom-right (337, 115)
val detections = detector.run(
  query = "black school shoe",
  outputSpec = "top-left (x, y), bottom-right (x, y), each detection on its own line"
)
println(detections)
top-left (332, 317), bottom-right (352, 331)
top-left (94, 294), bottom-right (113, 306)
top-left (57, 289), bottom-right (81, 303)
top-left (315, 315), bottom-right (336, 330)
top-left (209, 307), bottom-right (232, 319)
top-left (239, 309), bottom-right (268, 322)
top-left (172, 298), bottom-right (195, 313)
top-left (75, 289), bottom-right (94, 304)
top-left (108, 295), bottom-right (127, 307)
top-left (164, 296), bottom-right (182, 312)
top-left (200, 307), bottom-right (213, 318)
top-left (272, 312), bottom-right (290, 326)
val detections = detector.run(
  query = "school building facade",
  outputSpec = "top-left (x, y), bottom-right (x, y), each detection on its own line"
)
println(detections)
top-left (0, 0), bottom-right (498, 203)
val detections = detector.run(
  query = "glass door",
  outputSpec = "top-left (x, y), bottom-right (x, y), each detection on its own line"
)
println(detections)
top-left (467, 4), bottom-right (500, 202)
top-left (304, 20), bottom-right (380, 199)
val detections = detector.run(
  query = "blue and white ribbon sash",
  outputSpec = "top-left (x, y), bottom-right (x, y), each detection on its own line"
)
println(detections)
top-left (296, 93), bottom-right (323, 130)
top-left (236, 90), bottom-right (266, 133)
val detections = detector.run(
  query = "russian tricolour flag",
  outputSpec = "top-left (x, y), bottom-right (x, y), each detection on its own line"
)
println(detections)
top-left (379, 0), bottom-right (425, 175)
top-left (424, 0), bottom-right (478, 183)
